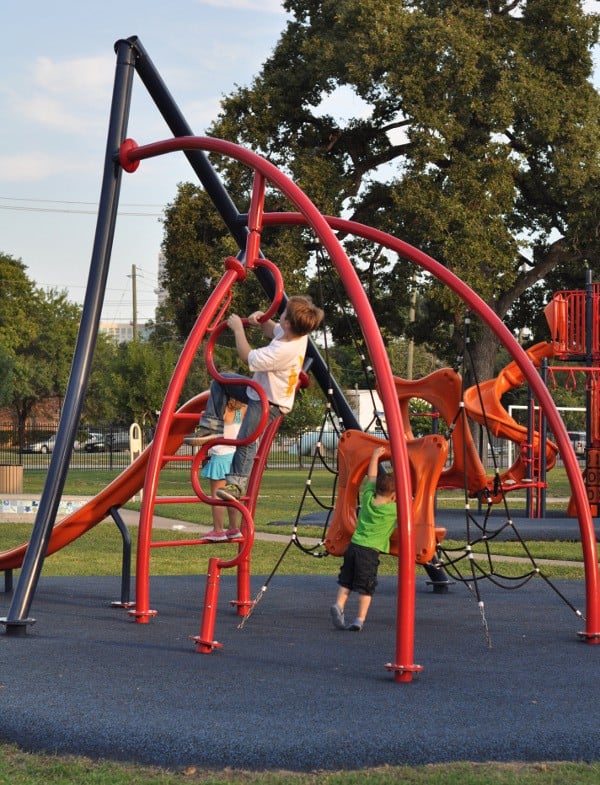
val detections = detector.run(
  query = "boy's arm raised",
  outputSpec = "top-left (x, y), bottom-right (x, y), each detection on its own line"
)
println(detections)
top-left (227, 314), bottom-right (252, 364)
top-left (248, 310), bottom-right (276, 339)
top-left (367, 445), bottom-right (386, 483)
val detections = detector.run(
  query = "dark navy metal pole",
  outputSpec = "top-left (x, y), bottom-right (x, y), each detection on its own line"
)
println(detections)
top-left (1, 39), bottom-right (137, 634)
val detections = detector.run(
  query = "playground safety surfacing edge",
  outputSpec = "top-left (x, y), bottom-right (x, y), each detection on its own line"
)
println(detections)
top-left (1, 572), bottom-right (599, 770)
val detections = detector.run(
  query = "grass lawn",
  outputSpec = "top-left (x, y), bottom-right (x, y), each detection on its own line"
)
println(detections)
top-left (1, 467), bottom-right (598, 785)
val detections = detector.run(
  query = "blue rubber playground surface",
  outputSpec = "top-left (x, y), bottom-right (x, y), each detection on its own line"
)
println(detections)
top-left (2, 522), bottom-right (600, 772)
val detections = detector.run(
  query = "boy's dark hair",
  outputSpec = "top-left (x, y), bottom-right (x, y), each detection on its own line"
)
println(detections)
top-left (285, 295), bottom-right (324, 336)
top-left (376, 470), bottom-right (396, 498)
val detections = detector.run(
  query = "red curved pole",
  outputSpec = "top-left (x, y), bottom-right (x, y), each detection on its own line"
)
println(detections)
top-left (245, 172), bottom-right (266, 266)
top-left (120, 136), bottom-right (418, 679)
top-left (132, 256), bottom-right (246, 622)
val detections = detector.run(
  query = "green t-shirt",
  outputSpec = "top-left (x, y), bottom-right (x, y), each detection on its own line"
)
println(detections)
top-left (351, 481), bottom-right (397, 554)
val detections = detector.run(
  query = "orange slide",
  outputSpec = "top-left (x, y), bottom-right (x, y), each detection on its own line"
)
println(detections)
top-left (0, 394), bottom-right (207, 572)
top-left (463, 341), bottom-right (558, 492)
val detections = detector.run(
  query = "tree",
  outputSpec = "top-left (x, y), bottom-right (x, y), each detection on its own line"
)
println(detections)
top-left (0, 345), bottom-right (15, 409)
top-left (160, 183), bottom-right (240, 340)
top-left (205, 0), bottom-right (599, 387)
top-left (81, 332), bottom-right (120, 424)
top-left (109, 337), bottom-right (181, 426)
top-left (0, 253), bottom-right (82, 435)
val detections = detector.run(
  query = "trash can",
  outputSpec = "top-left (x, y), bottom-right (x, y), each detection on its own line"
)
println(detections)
top-left (0, 464), bottom-right (23, 494)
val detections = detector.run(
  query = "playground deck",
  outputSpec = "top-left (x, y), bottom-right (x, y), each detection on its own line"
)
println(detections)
top-left (1, 553), bottom-right (599, 770)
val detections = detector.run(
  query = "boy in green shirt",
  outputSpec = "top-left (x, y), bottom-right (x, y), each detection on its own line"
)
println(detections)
top-left (330, 445), bottom-right (397, 631)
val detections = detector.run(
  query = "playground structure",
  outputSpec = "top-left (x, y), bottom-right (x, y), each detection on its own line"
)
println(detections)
top-left (1, 37), bottom-right (599, 683)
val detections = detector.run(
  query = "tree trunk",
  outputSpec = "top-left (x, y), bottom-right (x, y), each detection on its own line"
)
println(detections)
top-left (465, 326), bottom-right (500, 390)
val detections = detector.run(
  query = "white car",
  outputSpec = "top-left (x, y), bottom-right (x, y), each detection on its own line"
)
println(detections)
top-left (24, 435), bottom-right (82, 453)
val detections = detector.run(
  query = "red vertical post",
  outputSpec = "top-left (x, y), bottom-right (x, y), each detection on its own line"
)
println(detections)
top-left (587, 371), bottom-right (599, 517)
top-left (235, 552), bottom-right (252, 617)
top-left (192, 557), bottom-right (223, 653)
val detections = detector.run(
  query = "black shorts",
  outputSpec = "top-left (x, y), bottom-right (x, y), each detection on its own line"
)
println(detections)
top-left (337, 542), bottom-right (380, 596)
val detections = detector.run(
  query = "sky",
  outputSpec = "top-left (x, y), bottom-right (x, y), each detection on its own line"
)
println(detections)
top-left (0, 0), bottom-right (290, 324)
top-left (1, 1), bottom-right (598, 326)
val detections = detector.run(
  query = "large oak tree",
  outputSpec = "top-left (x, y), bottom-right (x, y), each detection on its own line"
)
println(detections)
top-left (189, 0), bottom-right (599, 386)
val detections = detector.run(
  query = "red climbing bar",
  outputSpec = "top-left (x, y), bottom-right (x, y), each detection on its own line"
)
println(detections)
top-left (245, 171), bottom-right (266, 266)
top-left (130, 258), bottom-right (245, 623)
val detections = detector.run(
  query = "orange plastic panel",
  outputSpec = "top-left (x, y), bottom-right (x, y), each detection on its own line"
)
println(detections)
top-left (324, 430), bottom-right (448, 564)
top-left (391, 369), bottom-right (488, 494)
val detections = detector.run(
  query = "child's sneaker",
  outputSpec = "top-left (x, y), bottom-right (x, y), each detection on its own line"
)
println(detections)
top-left (216, 483), bottom-right (242, 501)
top-left (226, 528), bottom-right (243, 540)
top-left (347, 618), bottom-right (363, 632)
top-left (204, 529), bottom-right (227, 542)
top-left (330, 604), bottom-right (346, 630)
top-left (184, 427), bottom-right (221, 446)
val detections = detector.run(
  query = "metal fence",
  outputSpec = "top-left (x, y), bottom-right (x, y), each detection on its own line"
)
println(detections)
top-left (0, 423), bottom-right (516, 474)
top-left (0, 423), bottom-right (346, 473)
top-left (0, 423), bottom-right (148, 472)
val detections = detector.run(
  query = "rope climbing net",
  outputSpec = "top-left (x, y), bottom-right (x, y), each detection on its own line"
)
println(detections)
top-left (433, 312), bottom-right (585, 647)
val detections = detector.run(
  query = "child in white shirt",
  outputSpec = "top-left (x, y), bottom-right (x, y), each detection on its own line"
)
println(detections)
top-left (186, 295), bottom-right (324, 501)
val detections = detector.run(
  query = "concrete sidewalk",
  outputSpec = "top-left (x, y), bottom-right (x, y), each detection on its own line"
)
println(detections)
top-left (0, 493), bottom-right (321, 546)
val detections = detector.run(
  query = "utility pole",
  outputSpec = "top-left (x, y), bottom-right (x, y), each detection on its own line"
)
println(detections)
top-left (131, 263), bottom-right (138, 340)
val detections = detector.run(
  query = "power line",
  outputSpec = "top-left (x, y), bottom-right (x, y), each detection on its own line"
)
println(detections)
top-left (0, 196), bottom-right (164, 206)
top-left (0, 195), bottom-right (164, 217)
top-left (0, 204), bottom-right (160, 217)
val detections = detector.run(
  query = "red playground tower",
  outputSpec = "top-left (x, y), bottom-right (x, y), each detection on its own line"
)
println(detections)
top-left (544, 274), bottom-right (600, 516)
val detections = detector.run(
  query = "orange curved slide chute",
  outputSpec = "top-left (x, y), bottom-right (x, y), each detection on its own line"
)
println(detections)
top-left (463, 342), bottom-right (558, 490)
top-left (0, 393), bottom-right (209, 572)
top-left (325, 430), bottom-right (448, 564)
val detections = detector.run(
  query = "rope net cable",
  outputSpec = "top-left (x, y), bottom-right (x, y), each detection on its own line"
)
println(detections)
top-left (237, 401), bottom-right (340, 629)
top-left (434, 311), bottom-right (585, 647)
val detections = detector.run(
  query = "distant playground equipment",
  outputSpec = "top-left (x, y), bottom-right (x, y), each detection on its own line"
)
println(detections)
top-left (1, 37), bottom-right (599, 683)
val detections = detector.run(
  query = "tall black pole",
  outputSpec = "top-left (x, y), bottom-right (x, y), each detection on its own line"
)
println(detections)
top-left (1, 40), bottom-right (137, 634)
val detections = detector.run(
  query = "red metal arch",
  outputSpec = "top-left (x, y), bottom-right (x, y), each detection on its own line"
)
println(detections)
top-left (120, 136), bottom-right (600, 682)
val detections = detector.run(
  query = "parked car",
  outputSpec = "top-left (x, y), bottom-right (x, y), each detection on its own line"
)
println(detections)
top-left (84, 430), bottom-right (130, 452)
top-left (105, 430), bottom-right (130, 451)
top-left (83, 432), bottom-right (105, 452)
top-left (23, 435), bottom-right (82, 453)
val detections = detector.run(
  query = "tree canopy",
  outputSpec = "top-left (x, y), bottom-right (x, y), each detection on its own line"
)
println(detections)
top-left (159, 0), bottom-right (599, 387)
top-left (0, 253), bottom-right (82, 431)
